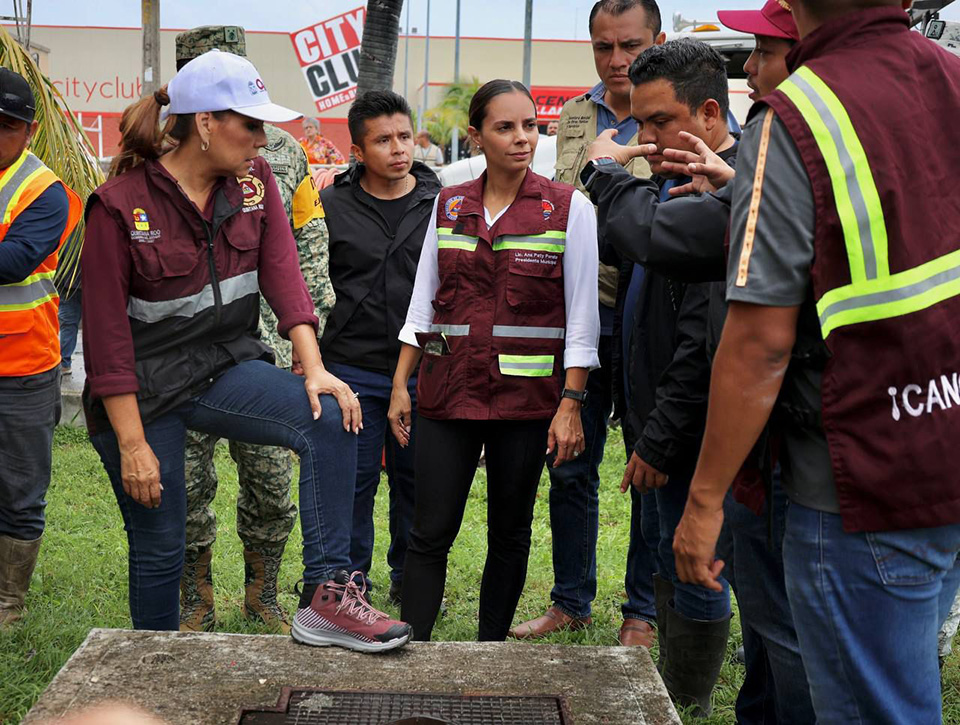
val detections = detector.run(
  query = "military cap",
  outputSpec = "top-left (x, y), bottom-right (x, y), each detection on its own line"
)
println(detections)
top-left (175, 26), bottom-right (247, 63)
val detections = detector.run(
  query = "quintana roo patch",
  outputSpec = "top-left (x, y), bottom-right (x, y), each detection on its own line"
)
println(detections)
top-left (445, 195), bottom-right (465, 221)
top-left (542, 199), bottom-right (555, 220)
top-left (239, 175), bottom-right (266, 207)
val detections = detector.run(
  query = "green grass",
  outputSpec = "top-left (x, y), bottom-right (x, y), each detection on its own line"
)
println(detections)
top-left (2, 426), bottom-right (959, 723)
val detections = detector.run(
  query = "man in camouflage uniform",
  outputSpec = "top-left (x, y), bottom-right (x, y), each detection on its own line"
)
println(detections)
top-left (175, 26), bottom-right (336, 634)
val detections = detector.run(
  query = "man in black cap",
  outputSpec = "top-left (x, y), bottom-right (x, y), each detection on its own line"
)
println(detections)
top-left (0, 67), bottom-right (82, 627)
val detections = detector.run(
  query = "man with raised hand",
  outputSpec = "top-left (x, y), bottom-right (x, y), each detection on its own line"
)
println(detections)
top-left (581, 38), bottom-right (739, 716)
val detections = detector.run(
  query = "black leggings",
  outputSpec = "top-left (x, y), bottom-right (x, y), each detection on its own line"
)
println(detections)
top-left (400, 416), bottom-right (551, 641)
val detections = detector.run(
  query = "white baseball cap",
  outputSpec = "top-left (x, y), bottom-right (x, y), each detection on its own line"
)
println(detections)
top-left (162, 49), bottom-right (302, 123)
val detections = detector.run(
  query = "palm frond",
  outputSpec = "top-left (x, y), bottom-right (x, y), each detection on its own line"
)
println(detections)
top-left (0, 26), bottom-right (104, 295)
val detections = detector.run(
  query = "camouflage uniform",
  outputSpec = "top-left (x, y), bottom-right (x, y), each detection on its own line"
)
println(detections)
top-left (175, 27), bottom-right (336, 631)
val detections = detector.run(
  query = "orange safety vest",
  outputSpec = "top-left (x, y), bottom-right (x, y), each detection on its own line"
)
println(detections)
top-left (0, 150), bottom-right (82, 377)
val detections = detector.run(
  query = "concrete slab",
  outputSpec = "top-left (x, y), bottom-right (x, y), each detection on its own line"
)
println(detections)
top-left (23, 629), bottom-right (680, 725)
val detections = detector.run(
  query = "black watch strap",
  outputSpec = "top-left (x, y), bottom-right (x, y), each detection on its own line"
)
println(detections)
top-left (562, 388), bottom-right (588, 403)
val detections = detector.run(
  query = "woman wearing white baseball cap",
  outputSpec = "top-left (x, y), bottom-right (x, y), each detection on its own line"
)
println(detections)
top-left (81, 51), bottom-right (414, 652)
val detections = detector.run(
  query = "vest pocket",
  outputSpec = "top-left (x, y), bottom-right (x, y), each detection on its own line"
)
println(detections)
top-left (417, 346), bottom-right (454, 416)
top-left (492, 340), bottom-right (563, 417)
top-left (130, 242), bottom-right (201, 282)
top-left (505, 253), bottom-right (563, 312)
top-left (434, 251), bottom-right (461, 310)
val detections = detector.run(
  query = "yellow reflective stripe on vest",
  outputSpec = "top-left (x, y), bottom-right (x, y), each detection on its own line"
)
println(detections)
top-left (817, 247), bottom-right (960, 338)
top-left (0, 152), bottom-right (45, 226)
top-left (437, 232), bottom-right (479, 251)
top-left (780, 66), bottom-right (960, 338)
top-left (0, 269), bottom-right (58, 311)
top-left (498, 354), bottom-right (555, 377)
top-left (780, 67), bottom-right (888, 283)
top-left (492, 230), bottom-right (566, 253)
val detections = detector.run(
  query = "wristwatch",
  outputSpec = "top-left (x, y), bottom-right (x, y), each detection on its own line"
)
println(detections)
top-left (562, 388), bottom-right (588, 404)
top-left (580, 156), bottom-right (618, 188)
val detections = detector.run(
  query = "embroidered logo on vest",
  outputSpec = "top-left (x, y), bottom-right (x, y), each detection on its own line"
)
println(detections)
top-left (133, 207), bottom-right (150, 231)
top-left (887, 373), bottom-right (960, 421)
top-left (239, 175), bottom-right (265, 211)
top-left (542, 199), bottom-right (555, 220)
top-left (445, 195), bottom-right (464, 221)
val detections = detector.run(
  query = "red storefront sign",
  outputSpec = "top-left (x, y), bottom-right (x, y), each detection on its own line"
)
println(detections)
top-left (531, 86), bottom-right (592, 121)
top-left (290, 7), bottom-right (366, 113)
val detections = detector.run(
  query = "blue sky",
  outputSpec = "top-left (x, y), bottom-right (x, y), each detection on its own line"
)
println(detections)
top-left (34, 0), bottom-right (960, 39)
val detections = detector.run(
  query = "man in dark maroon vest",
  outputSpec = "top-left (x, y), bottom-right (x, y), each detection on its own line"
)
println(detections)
top-left (672, 0), bottom-right (960, 721)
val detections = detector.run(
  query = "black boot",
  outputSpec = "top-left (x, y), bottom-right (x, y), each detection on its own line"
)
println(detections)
top-left (660, 603), bottom-right (731, 718)
top-left (653, 574), bottom-right (674, 673)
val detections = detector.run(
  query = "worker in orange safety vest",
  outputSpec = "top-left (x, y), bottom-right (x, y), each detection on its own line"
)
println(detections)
top-left (0, 67), bottom-right (81, 628)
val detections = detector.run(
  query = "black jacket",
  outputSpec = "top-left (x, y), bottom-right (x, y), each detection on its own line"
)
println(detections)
top-left (584, 145), bottom-right (738, 477)
top-left (320, 161), bottom-right (441, 376)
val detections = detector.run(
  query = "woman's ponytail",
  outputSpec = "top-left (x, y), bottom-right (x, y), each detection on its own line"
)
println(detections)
top-left (109, 86), bottom-right (176, 178)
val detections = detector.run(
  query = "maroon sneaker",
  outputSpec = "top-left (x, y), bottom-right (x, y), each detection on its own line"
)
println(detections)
top-left (292, 571), bottom-right (412, 653)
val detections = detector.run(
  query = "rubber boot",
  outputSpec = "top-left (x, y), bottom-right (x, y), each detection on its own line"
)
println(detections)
top-left (0, 534), bottom-right (41, 628)
top-left (660, 603), bottom-right (731, 718)
top-left (653, 574), bottom-right (674, 673)
top-left (179, 546), bottom-right (215, 632)
top-left (243, 548), bottom-right (290, 634)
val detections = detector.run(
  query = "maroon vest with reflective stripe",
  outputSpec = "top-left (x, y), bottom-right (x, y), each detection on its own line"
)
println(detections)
top-left (762, 8), bottom-right (960, 532)
top-left (417, 169), bottom-right (572, 421)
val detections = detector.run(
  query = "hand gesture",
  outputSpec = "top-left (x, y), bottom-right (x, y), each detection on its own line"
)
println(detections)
top-left (388, 385), bottom-right (413, 447)
top-left (586, 128), bottom-right (658, 168)
top-left (673, 497), bottom-right (726, 593)
top-left (546, 401), bottom-right (586, 467)
top-left (120, 440), bottom-right (163, 508)
top-left (620, 452), bottom-right (669, 494)
top-left (303, 366), bottom-right (363, 434)
top-left (660, 131), bottom-right (736, 196)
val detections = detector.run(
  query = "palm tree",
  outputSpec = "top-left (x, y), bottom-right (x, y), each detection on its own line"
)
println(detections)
top-left (0, 27), bottom-right (104, 291)
top-left (356, 0), bottom-right (406, 95)
top-left (423, 78), bottom-right (481, 154)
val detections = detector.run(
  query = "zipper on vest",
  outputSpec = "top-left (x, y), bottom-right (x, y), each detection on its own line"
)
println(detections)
top-left (204, 224), bottom-right (223, 327)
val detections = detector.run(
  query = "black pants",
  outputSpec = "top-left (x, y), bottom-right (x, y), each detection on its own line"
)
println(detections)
top-left (401, 416), bottom-right (551, 641)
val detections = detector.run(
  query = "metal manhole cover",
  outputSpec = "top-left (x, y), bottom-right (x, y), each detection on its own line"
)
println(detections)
top-left (237, 688), bottom-right (573, 725)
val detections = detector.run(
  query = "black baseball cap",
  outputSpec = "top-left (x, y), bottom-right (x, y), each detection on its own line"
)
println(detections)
top-left (0, 68), bottom-right (36, 124)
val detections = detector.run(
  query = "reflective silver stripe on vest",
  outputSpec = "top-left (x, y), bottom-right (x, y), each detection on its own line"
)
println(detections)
top-left (788, 72), bottom-right (880, 281)
top-left (0, 153), bottom-right (43, 221)
top-left (127, 270), bottom-right (259, 323)
top-left (430, 324), bottom-right (471, 336)
top-left (0, 275), bottom-right (57, 308)
top-left (492, 325), bottom-right (566, 340)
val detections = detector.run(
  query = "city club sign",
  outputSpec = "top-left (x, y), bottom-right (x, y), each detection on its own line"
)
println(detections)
top-left (290, 6), bottom-right (365, 113)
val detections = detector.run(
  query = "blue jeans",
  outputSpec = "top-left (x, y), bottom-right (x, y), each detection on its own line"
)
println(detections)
top-left (622, 486), bottom-right (659, 622)
top-left (548, 334), bottom-right (656, 621)
top-left (57, 289), bottom-right (82, 367)
top-left (91, 360), bottom-right (357, 631)
top-left (729, 482), bottom-right (814, 725)
top-left (784, 502), bottom-right (960, 724)
top-left (325, 362), bottom-right (416, 586)
top-left (641, 475), bottom-right (731, 621)
top-left (0, 367), bottom-right (61, 540)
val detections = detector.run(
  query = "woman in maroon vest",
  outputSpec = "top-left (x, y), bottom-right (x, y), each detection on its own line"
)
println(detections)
top-left (388, 80), bottom-right (601, 640)
top-left (82, 50), bottom-right (413, 652)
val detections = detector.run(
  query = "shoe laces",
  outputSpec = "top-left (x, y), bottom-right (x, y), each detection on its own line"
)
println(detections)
top-left (330, 572), bottom-right (388, 626)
